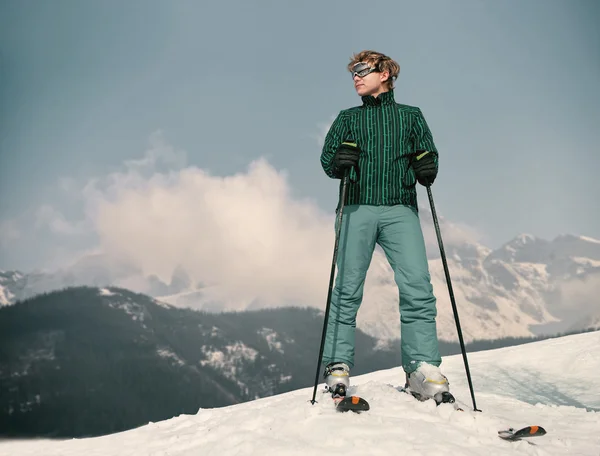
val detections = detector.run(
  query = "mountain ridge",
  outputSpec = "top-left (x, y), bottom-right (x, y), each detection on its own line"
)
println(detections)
top-left (2, 232), bottom-right (600, 343)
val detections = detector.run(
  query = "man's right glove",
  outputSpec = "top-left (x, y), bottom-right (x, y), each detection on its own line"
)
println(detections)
top-left (332, 141), bottom-right (361, 179)
top-left (411, 149), bottom-right (438, 187)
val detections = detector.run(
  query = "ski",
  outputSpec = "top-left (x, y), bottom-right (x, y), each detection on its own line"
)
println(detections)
top-left (399, 387), bottom-right (547, 442)
top-left (326, 383), bottom-right (370, 413)
top-left (498, 425), bottom-right (547, 442)
top-left (324, 382), bottom-right (546, 443)
top-left (333, 394), bottom-right (370, 413)
top-left (398, 387), bottom-right (547, 441)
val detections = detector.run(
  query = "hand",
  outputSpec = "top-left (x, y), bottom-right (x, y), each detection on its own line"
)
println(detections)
top-left (411, 149), bottom-right (438, 186)
top-left (332, 141), bottom-right (361, 178)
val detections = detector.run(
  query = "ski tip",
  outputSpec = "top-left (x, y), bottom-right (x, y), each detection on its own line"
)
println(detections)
top-left (530, 425), bottom-right (546, 435)
top-left (498, 425), bottom-right (547, 441)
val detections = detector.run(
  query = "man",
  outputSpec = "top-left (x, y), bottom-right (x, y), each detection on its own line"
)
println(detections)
top-left (319, 50), bottom-right (450, 403)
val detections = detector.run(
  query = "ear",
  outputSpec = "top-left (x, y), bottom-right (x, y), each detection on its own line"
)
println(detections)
top-left (379, 70), bottom-right (390, 83)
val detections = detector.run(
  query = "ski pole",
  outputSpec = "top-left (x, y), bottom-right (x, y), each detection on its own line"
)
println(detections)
top-left (426, 184), bottom-right (481, 412)
top-left (310, 170), bottom-right (350, 405)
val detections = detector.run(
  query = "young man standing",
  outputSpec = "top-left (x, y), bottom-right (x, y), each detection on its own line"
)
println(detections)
top-left (320, 50), bottom-right (451, 404)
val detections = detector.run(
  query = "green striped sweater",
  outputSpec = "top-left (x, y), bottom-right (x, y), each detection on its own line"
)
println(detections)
top-left (320, 90), bottom-right (438, 209)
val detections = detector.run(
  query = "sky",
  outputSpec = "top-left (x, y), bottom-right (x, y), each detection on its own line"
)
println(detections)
top-left (1, 0), bottom-right (599, 273)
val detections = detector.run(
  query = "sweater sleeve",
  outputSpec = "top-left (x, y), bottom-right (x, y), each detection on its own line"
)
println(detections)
top-left (320, 111), bottom-right (348, 179)
top-left (412, 107), bottom-right (439, 169)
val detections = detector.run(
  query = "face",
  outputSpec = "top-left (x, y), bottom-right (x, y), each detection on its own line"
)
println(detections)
top-left (351, 62), bottom-right (390, 97)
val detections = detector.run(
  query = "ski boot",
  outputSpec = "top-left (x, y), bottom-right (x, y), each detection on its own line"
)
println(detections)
top-left (405, 362), bottom-right (455, 406)
top-left (324, 362), bottom-right (350, 398)
top-left (324, 362), bottom-right (370, 412)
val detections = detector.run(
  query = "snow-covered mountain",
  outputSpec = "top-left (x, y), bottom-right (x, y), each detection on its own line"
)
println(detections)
top-left (363, 230), bottom-right (600, 342)
top-left (2, 231), bottom-right (600, 344)
top-left (2, 330), bottom-right (598, 456)
top-left (157, 231), bottom-right (600, 343)
top-left (0, 255), bottom-right (191, 306)
top-left (0, 271), bottom-right (25, 306)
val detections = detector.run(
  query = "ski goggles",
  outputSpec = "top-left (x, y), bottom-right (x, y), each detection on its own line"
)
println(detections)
top-left (351, 62), bottom-right (379, 78)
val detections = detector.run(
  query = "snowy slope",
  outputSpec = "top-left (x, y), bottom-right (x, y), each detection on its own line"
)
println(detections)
top-left (2, 331), bottom-right (598, 456)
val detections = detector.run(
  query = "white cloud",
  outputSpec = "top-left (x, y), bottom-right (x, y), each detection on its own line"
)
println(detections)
top-left (552, 274), bottom-right (600, 331)
top-left (414, 205), bottom-right (487, 259)
top-left (1, 130), bottom-right (484, 310)
top-left (558, 276), bottom-right (600, 311)
top-left (123, 130), bottom-right (187, 171)
top-left (86, 134), bottom-right (483, 309)
top-left (82, 132), bottom-right (336, 307)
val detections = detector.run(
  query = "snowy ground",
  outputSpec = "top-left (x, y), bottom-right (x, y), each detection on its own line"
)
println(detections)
top-left (2, 331), bottom-right (599, 456)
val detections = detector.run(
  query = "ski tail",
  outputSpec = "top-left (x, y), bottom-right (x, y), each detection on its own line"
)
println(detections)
top-left (326, 383), bottom-right (370, 413)
top-left (335, 395), bottom-right (370, 413)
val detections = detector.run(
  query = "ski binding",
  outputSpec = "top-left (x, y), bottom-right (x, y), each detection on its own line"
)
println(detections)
top-left (398, 386), bottom-right (463, 411)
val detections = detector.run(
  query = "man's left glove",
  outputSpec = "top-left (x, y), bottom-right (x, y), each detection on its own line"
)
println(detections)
top-left (411, 149), bottom-right (438, 186)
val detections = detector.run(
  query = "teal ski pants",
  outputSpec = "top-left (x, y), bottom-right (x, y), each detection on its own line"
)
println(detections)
top-left (322, 204), bottom-right (441, 374)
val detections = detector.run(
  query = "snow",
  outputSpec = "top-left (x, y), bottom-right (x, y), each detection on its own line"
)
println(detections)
top-left (157, 348), bottom-right (186, 366)
top-left (579, 235), bottom-right (600, 245)
top-left (515, 233), bottom-right (537, 244)
top-left (512, 262), bottom-right (549, 280)
top-left (103, 294), bottom-right (147, 325)
top-left (99, 288), bottom-right (116, 296)
top-left (571, 257), bottom-right (600, 268)
top-left (0, 284), bottom-right (14, 306)
top-left (152, 298), bottom-right (173, 309)
top-left (1, 331), bottom-right (599, 456)
top-left (200, 342), bottom-right (259, 378)
top-left (0, 271), bottom-right (23, 281)
top-left (258, 328), bottom-right (289, 354)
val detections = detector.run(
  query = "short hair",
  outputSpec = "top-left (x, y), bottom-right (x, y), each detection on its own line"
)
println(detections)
top-left (347, 50), bottom-right (400, 90)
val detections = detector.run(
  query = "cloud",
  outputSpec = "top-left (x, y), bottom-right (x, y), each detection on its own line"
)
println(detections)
top-left (79, 131), bottom-right (336, 307)
top-left (85, 132), bottom-right (484, 308)
top-left (551, 274), bottom-right (600, 331)
top-left (557, 275), bottom-right (600, 311)
top-left (122, 130), bottom-right (187, 171)
top-left (416, 206), bottom-right (487, 259)
top-left (1, 129), bottom-right (484, 309)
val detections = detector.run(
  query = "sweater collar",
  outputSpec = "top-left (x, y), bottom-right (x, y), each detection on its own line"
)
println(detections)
top-left (361, 89), bottom-right (395, 107)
